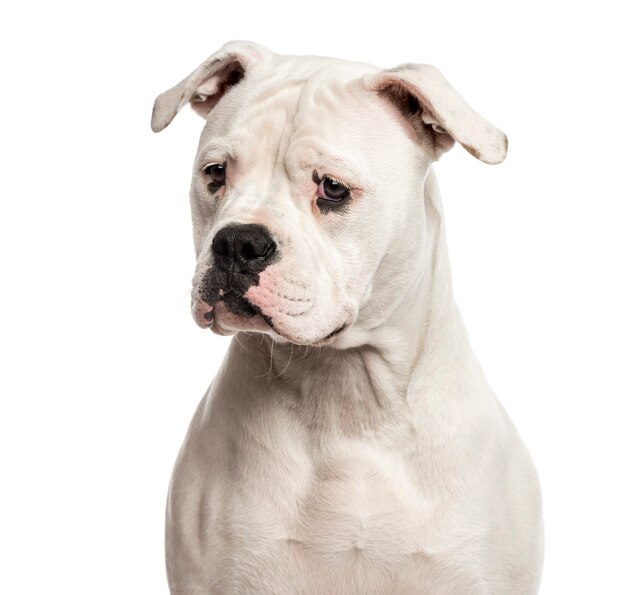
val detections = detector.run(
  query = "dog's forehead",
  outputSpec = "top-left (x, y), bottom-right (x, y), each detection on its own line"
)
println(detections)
top-left (262, 53), bottom-right (380, 90)
top-left (212, 57), bottom-right (378, 129)
top-left (197, 55), bottom-right (388, 176)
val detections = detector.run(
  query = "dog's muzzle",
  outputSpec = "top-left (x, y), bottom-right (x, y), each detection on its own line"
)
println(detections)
top-left (198, 223), bottom-right (278, 317)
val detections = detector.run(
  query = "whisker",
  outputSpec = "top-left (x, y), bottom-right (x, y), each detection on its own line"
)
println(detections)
top-left (180, 288), bottom-right (192, 306)
top-left (268, 337), bottom-right (275, 377)
top-left (272, 342), bottom-right (294, 379)
top-left (233, 332), bottom-right (249, 353)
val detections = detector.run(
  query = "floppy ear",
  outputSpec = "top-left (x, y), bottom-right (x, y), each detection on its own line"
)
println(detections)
top-left (363, 64), bottom-right (507, 164)
top-left (151, 40), bottom-right (274, 133)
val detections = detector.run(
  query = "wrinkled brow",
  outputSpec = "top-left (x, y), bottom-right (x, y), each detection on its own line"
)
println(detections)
top-left (286, 145), bottom-right (371, 192)
top-left (196, 137), bottom-right (242, 165)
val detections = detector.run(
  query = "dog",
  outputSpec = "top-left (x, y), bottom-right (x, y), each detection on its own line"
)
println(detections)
top-left (152, 40), bottom-right (544, 595)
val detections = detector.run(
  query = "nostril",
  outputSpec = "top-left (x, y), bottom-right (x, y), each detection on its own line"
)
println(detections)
top-left (211, 234), bottom-right (231, 257)
top-left (240, 241), bottom-right (258, 261)
top-left (239, 238), bottom-right (276, 261)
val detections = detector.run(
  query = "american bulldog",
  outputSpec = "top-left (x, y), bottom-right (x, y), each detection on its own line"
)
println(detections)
top-left (152, 40), bottom-right (543, 594)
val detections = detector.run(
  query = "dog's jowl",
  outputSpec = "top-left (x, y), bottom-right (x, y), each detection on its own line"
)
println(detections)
top-left (152, 41), bottom-right (543, 595)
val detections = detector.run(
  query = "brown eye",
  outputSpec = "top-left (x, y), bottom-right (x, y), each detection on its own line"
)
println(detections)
top-left (317, 176), bottom-right (350, 202)
top-left (204, 163), bottom-right (226, 190)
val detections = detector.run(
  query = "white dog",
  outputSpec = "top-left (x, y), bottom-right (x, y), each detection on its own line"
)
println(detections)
top-left (152, 40), bottom-right (543, 595)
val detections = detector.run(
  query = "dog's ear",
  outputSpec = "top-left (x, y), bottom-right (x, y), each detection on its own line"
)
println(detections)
top-left (151, 40), bottom-right (273, 133)
top-left (363, 64), bottom-right (507, 164)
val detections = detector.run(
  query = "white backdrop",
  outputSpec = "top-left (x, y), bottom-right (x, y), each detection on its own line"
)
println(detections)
top-left (1, 1), bottom-right (624, 593)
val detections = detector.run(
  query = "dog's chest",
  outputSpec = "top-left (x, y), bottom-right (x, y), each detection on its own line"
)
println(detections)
top-left (210, 436), bottom-right (433, 593)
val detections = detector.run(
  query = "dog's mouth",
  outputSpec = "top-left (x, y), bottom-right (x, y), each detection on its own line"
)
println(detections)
top-left (193, 284), bottom-right (281, 334)
top-left (193, 266), bottom-right (352, 345)
top-left (220, 293), bottom-right (284, 337)
top-left (221, 292), bottom-right (259, 319)
top-left (193, 292), bottom-right (349, 346)
top-left (193, 296), bottom-right (268, 334)
top-left (194, 267), bottom-right (266, 330)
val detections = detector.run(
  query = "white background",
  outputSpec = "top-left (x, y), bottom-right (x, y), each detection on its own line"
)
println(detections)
top-left (1, 1), bottom-right (624, 593)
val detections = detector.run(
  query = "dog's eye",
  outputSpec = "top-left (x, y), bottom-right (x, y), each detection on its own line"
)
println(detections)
top-left (203, 163), bottom-right (227, 191)
top-left (316, 176), bottom-right (350, 203)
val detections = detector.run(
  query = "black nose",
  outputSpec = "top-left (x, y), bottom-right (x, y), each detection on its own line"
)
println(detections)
top-left (211, 223), bottom-right (277, 273)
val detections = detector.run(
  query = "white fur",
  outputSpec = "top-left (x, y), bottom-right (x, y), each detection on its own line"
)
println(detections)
top-left (153, 41), bottom-right (543, 594)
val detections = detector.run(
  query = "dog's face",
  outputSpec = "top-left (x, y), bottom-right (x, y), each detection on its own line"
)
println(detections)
top-left (152, 41), bottom-right (507, 347)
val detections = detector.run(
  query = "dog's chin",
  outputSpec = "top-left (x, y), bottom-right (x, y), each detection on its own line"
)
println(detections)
top-left (192, 297), bottom-right (351, 346)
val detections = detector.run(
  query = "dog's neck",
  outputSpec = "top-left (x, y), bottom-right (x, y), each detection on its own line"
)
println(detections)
top-left (230, 169), bottom-right (474, 436)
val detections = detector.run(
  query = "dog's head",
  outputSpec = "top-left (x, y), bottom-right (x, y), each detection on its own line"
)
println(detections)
top-left (152, 41), bottom-right (506, 347)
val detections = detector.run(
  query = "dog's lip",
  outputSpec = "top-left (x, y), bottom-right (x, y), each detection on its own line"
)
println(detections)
top-left (193, 295), bottom-right (351, 346)
top-left (201, 299), bottom-right (273, 335)
top-left (193, 299), bottom-right (214, 328)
